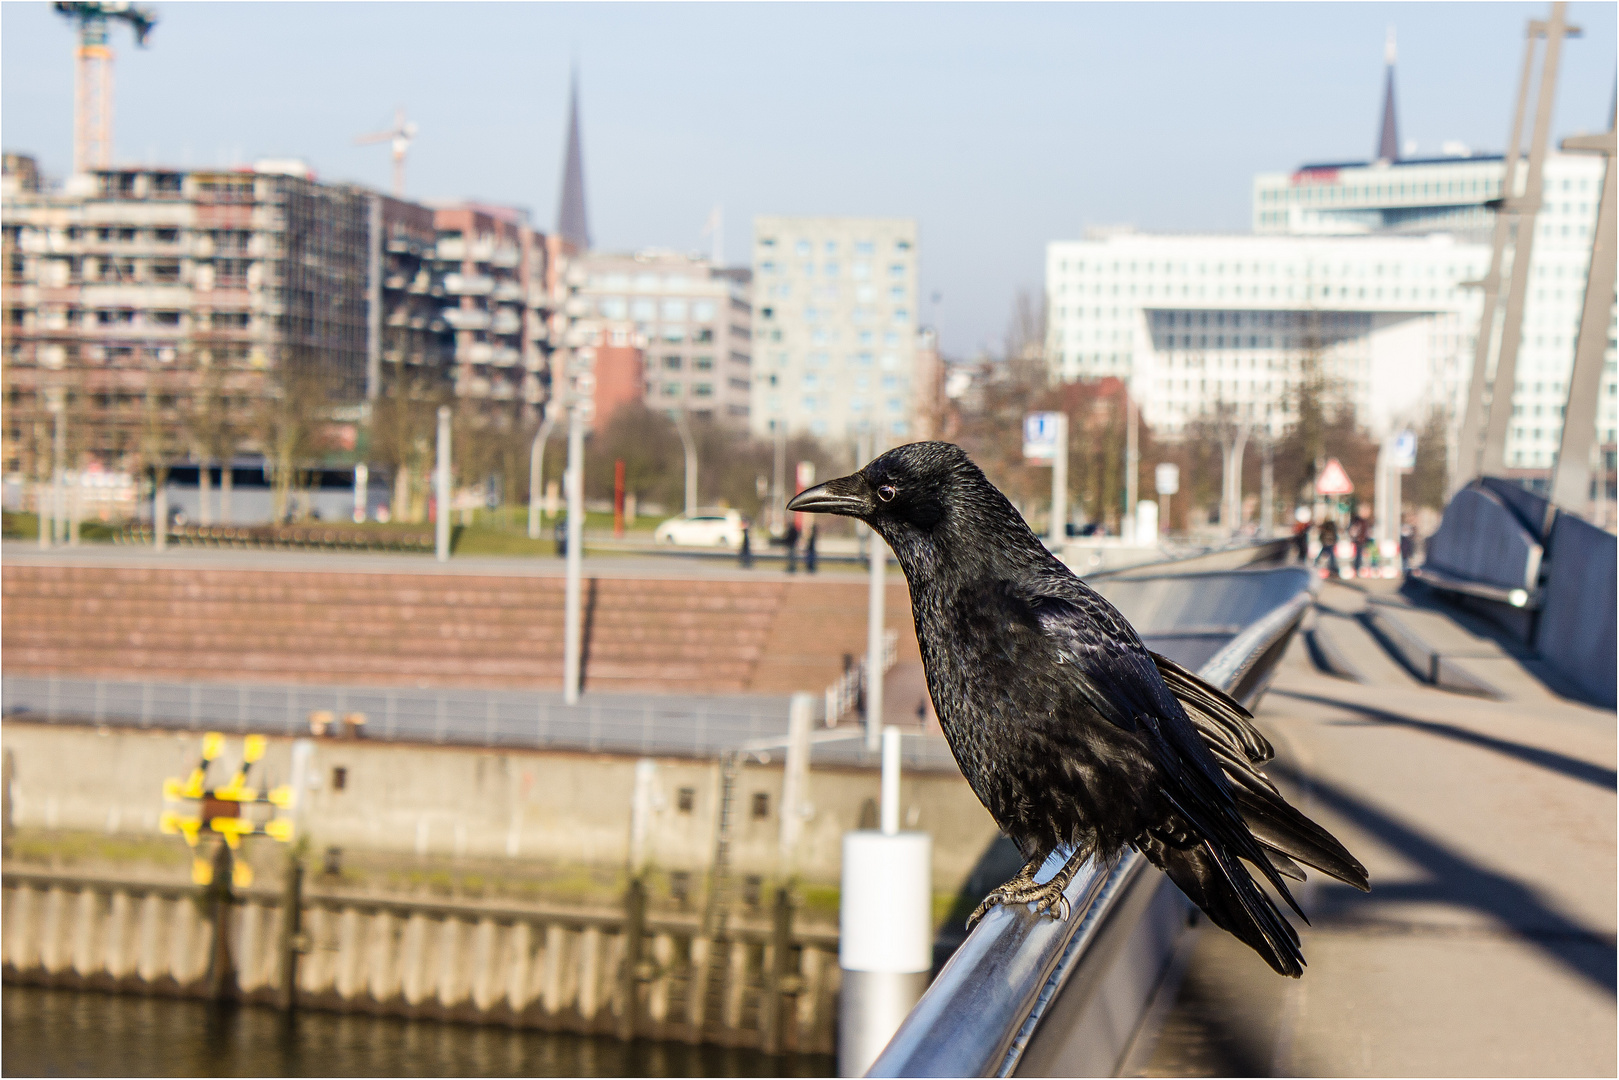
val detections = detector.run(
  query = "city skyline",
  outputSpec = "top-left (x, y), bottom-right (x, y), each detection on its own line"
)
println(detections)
top-left (2, 2), bottom-right (1615, 356)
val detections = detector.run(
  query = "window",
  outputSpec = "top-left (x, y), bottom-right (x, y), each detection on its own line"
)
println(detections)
top-left (889, 263), bottom-right (907, 278)
top-left (896, 240), bottom-right (912, 252)
top-left (693, 383), bottom-right (713, 397)
top-left (889, 286), bottom-right (905, 301)
top-left (661, 299), bottom-right (687, 320)
top-left (662, 383), bottom-right (682, 397)
top-left (332, 767), bottom-right (347, 791)
top-left (824, 262), bottom-right (840, 277)
top-left (694, 356), bottom-right (714, 371)
top-left (598, 297), bottom-right (627, 319)
top-left (692, 300), bottom-right (716, 321)
top-left (663, 356), bottom-right (683, 370)
top-left (631, 299), bottom-right (655, 319)
top-left (677, 787), bottom-right (696, 812)
top-left (751, 792), bottom-right (771, 818)
top-left (795, 240), bottom-right (811, 255)
top-left (149, 310), bottom-right (181, 327)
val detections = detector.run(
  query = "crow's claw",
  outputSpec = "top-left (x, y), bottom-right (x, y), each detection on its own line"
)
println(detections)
top-left (965, 873), bottom-right (1073, 930)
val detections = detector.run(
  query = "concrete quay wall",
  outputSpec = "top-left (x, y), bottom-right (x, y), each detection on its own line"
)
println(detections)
top-left (0, 868), bottom-right (842, 1053)
top-left (1, 722), bottom-right (999, 898)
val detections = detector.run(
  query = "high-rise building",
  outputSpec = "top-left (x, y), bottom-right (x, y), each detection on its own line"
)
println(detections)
top-left (751, 216), bottom-right (919, 442)
top-left (569, 249), bottom-right (752, 425)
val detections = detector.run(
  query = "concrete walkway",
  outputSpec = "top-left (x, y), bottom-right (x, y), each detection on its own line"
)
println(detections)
top-left (1134, 579), bottom-right (1616, 1077)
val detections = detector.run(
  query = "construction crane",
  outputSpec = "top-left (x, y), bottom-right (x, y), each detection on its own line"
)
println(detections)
top-left (355, 108), bottom-right (418, 198)
top-left (54, 1), bottom-right (156, 175)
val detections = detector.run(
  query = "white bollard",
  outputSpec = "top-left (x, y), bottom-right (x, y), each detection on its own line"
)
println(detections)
top-left (839, 726), bottom-right (931, 1077)
top-left (1135, 499), bottom-right (1159, 547)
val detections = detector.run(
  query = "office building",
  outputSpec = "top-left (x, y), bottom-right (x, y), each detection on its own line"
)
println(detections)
top-left (751, 216), bottom-right (919, 442)
top-left (569, 249), bottom-right (752, 426)
top-left (1046, 41), bottom-right (1615, 470)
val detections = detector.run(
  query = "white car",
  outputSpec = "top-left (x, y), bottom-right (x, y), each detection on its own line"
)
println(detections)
top-left (654, 509), bottom-right (748, 549)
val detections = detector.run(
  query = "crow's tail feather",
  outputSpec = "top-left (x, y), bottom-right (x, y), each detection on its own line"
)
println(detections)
top-left (1141, 832), bottom-right (1305, 978)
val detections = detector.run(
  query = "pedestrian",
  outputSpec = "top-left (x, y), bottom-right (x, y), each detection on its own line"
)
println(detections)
top-left (1400, 518), bottom-right (1416, 568)
top-left (1316, 516), bottom-right (1339, 578)
top-left (1291, 507), bottom-right (1311, 561)
top-left (1349, 510), bottom-right (1369, 577)
top-left (553, 515), bottom-right (567, 558)
top-left (784, 518), bottom-right (800, 573)
top-left (805, 524), bottom-right (818, 574)
top-left (739, 524), bottom-right (753, 569)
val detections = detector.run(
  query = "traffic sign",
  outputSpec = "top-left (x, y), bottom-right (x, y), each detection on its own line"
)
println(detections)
top-left (1155, 462), bottom-right (1180, 496)
top-left (1316, 457), bottom-right (1354, 496)
top-left (1023, 412), bottom-right (1062, 462)
top-left (1389, 430), bottom-right (1417, 470)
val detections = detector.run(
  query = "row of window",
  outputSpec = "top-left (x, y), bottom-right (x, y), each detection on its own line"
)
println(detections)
top-left (1055, 258), bottom-right (1471, 279)
top-left (758, 238), bottom-right (912, 256)
top-left (758, 260), bottom-right (910, 280)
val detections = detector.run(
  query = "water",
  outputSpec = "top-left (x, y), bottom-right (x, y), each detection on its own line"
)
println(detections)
top-left (1, 986), bottom-right (834, 1078)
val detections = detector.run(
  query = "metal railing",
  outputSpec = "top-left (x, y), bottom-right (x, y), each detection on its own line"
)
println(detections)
top-left (867, 568), bottom-right (1314, 1078)
top-left (825, 628), bottom-right (900, 724)
top-left (1, 672), bottom-right (968, 772)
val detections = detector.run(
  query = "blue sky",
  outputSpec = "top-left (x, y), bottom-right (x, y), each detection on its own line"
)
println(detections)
top-left (3, 2), bottom-right (1614, 356)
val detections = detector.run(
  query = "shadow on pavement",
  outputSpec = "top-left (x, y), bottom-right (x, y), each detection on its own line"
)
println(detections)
top-left (1272, 689), bottom-right (1617, 791)
top-left (1266, 760), bottom-right (1616, 997)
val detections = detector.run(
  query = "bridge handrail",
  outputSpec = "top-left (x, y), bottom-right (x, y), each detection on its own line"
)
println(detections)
top-left (866, 580), bottom-right (1313, 1078)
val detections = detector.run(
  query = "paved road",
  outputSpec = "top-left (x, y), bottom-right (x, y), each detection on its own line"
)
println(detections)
top-left (1133, 578), bottom-right (1616, 1076)
top-left (2, 538), bottom-right (877, 581)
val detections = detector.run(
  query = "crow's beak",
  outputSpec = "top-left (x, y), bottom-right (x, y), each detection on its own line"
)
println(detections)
top-left (787, 473), bottom-right (872, 518)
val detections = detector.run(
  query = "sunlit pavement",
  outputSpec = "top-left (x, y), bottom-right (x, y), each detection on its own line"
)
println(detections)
top-left (1135, 579), bottom-right (1616, 1077)
top-left (0, 538), bottom-right (873, 581)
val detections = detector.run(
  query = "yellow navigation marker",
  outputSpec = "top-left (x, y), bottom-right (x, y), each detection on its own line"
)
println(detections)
top-left (159, 810), bottom-right (203, 846)
top-left (192, 856), bottom-right (213, 885)
top-left (210, 816), bottom-right (256, 849)
top-left (232, 861), bottom-right (255, 888)
top-left (264, 818), bottom-right (296, 842)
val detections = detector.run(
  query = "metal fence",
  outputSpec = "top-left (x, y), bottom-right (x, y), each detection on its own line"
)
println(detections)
top-left (0, 673), bottom-right (963, 771)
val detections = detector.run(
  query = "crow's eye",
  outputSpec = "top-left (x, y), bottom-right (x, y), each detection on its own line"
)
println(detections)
top-left (876, 484), bottom-right (897, 503)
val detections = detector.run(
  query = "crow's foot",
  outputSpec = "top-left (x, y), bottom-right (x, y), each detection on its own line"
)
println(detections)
top-left (966, 859), bottom-right (1079, 930)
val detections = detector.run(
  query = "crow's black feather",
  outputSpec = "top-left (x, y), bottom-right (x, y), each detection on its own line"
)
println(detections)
top-left (787, 441), bottom-right (1369, 978)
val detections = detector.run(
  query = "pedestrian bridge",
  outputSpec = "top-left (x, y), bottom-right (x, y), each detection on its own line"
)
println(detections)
top-left (870, 485), bottom-right (1615, 1078)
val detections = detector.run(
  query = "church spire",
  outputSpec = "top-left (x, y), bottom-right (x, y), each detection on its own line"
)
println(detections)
top-left (556, 70), bottom-right (591, 251)
top-left (1377, 27), bottom-right (1400, 163)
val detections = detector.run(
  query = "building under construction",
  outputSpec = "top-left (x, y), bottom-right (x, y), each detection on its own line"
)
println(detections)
top-left (1, 158), bottom-right (562, 508)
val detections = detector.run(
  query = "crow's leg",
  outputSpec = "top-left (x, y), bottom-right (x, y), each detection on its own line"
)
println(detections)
top-left (966, 852), bottom-right (1083, 929)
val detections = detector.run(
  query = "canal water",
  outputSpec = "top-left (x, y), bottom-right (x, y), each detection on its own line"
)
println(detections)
top-left (2, 986), bottom-right (835, 1077)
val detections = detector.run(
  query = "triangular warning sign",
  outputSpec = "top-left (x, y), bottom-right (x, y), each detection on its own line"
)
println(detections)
top-left (1316, 457), bottom-right (1354, 496)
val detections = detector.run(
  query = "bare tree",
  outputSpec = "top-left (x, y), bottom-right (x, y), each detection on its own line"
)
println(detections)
top-left (369, 368), bottom-right (446, 523)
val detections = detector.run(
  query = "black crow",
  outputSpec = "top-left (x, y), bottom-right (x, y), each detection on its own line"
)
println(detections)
top-left (788, 441), bottom-right (1368, 977)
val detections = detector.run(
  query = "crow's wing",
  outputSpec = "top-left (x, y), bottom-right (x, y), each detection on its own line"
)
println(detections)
top-left (1013, 580), bottom-right (1353, 906)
